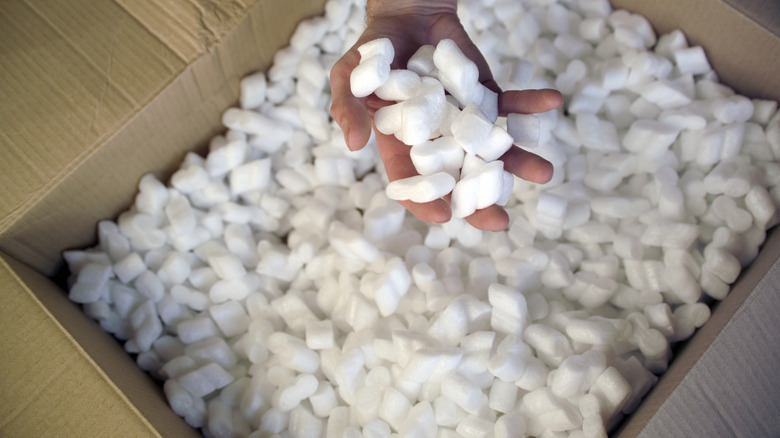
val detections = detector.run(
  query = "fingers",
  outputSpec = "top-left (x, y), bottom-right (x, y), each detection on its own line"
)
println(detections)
top-left (501, 147), bottom-right (554, 184)
top-left (329, 50), bottom-right (373, 151)
top-left (497, 88), bottom-right (559, 185)
top-left (464, 205), bottom-right (510, 231)
top-left (399, 198), bottom-right (453, 224)
top-left (499, 88), bottom-right (564, 115)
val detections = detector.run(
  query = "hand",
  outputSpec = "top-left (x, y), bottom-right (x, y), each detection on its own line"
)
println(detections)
top-left (329, 0), bottom-right (563, 231)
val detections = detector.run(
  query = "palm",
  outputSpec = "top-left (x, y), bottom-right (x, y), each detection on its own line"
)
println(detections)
top-left (330, 9), bottom-right (562, 231)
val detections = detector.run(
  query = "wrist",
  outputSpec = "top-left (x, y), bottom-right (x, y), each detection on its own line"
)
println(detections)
top-left (366, 0), bottom-right (458, 21)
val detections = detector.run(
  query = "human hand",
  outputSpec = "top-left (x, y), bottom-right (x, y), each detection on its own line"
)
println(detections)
top-left (329, 0), bottom-right (563, 231)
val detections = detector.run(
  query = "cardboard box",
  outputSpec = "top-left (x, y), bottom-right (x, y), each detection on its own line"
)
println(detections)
top-left (1, 0), bottom-right (778, 436)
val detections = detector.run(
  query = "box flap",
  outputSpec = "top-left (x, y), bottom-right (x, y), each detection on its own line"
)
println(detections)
top-left (115, 0), bottom-right (259, 64)
top-left (0, 0), bottom-right (186, 232)
top-left (0, 0), bottom-right (325, 276)
top-left (724, 0), bottom-right (780, 38)
top-left (0, 252), bottom-right (199, 437)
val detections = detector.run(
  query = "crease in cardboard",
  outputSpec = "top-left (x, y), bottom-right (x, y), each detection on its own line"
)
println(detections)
top-left (0, 0), bottom-right (260, 269)
top-left (0, 0), bottom-right (180, 235)
top-left (115, 0), bottom-right (259, 64)
top-left (90, 15), bottom-right (123, 139)
top-left (723, 0), bottom-right (780, 38)
top-left (0, 255), bottom-right (162, 437)
top-left (113, 0), bottom-right (198, 64)
top-left (696, 370), bottom-right (743, 437)
top-left (21, 0), bottom-right (139, 120)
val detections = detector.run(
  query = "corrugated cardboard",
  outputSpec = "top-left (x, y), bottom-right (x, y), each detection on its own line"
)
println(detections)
top-left (0, 0), bottom-right (326, 276)
top-left (0, 252), bottom-right (198, 437)
top-left (0, 0), bottom-right (778, 436)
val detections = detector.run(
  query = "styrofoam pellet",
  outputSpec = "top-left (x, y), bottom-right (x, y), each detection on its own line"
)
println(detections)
top-left (407, 44), bottom-right (437, 77)
top-left (178, 362), bottom-right (235, 398)
top-left (622, 119), bottom-right (680, 158)
top-left (507, 113), bottom-right (541, 149)
top-left (434, 39), bottom-right (481, 106)
top-left (410, 136), bottom-right (466, 178)
top-left (488, 284), bottom-right (528, 336)
top-left (451, 159), bottom-right (505, 218)
top-left (68, 262), bottom-right (113, 303)
top-left (185, 337), bottom-right (237, 370)
top-left (452, 102), bottom-right (494, 155)
top-left (525, 324), bottom-right (574, 367)
top-left (229, 158), bottom-right (272, 196)
top-left (374, 69), bottom-right (423, 102)
top-left (396, 84), bottom-right (448, 146)
top-left (489, 335), bottom-right (532, 382)
top-left (385, 172), bottom-right (456, 204)
top-left (588, 366), bottom-right (631, 419)
top-left (351, 56), bottom-right (391, 99)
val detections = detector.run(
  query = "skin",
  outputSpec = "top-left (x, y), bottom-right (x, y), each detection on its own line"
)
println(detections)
top-left (330, 0), bottom-right (563, 231)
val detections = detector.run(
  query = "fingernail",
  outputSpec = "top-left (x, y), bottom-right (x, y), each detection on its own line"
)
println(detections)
top-left (344, 127), bottom-right (355, 150)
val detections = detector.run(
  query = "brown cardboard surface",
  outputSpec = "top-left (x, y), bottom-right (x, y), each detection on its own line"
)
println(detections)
top-left (0, 0), bottom-right (185, 233)
top-left (0, 252), bottom-right (198, 437)
top-left (724, 0), bottom-right (780, 38)
top-left (0, 0), bottom-right (326, 276)
top-left (115, 0), bottom-right (259, 64)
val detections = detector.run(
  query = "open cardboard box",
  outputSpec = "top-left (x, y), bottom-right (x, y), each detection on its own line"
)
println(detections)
top-left (1, 0), bottom-right (778, 436)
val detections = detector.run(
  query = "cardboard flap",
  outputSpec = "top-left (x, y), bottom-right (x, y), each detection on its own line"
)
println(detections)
top-left (0, 0), bottom-right (325, 276)
top-left (0, 0), bottom-right (186, 237)
top-left (724, 0), bottom-right (780, 38)
top-left (0, 252), bottom-right (198, 437)
top-left (116, 0), bottom-right (258, 64)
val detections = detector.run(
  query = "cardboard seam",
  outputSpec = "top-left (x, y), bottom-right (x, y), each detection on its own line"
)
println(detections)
top-left (0, 0), bottom-right (286, 240)
top-left (113, 0), bottom-right (192, 64)
top-left (0, 256), bottom-right (163, 438)
top-left (20, 0), bottom-right (139, 108)
top-left (721, 0), bottom-right (780, 39)
top-left (88, 16), bottom-right (122, 142)
top-left (191, 0), bottom-right (224, 49)
top-left (0, 3), bottom-right (165, 236)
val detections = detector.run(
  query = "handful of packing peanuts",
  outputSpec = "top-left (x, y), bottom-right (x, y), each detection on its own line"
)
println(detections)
top-left (351, 37), bottom-right (543, 218)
